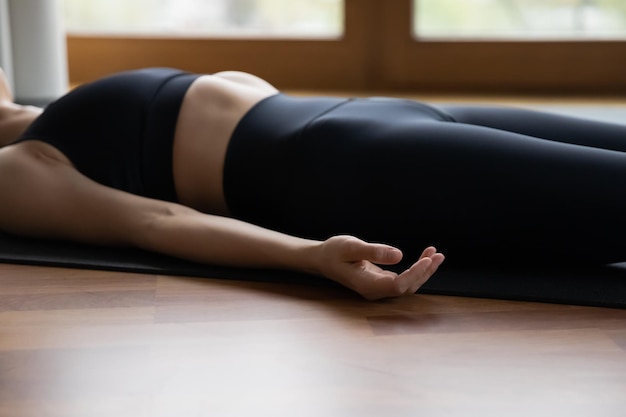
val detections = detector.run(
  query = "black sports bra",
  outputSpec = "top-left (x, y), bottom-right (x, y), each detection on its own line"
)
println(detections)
top-left (16, 68), bottom-right (200, 202)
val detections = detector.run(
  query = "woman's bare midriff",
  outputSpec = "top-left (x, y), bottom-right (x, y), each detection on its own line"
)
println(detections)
top-left (172, 72), bottom-right (279, 216)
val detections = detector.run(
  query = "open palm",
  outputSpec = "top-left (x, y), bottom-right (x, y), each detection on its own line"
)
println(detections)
top-left (318, 235), bottom-right (445, 300)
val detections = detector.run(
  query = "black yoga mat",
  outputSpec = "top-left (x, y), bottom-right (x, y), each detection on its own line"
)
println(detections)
top-left (1, 231), bottom-right (625, 308)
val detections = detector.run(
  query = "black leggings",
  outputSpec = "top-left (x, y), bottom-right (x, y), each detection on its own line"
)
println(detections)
top-left (224, 95), bottom-right (626, 266)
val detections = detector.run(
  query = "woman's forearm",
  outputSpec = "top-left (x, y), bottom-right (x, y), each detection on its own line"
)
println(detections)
top-left (137, 205), bottom-right (323, 274)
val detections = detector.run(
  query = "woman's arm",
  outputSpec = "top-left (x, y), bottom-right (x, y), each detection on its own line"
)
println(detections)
top-left (0, 68), bottom-right (13, 102)
top-left (0, 143), bottom-right (443, 300)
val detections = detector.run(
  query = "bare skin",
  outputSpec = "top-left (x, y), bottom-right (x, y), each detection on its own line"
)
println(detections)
top-left (0, 69), bottom-right (12, 102)
top-left (173, 71), bottom-right (279, 216)
top-left (0, 68), bottom-right (444, 300)
top-left (0, 69), bottom-right (43, 145)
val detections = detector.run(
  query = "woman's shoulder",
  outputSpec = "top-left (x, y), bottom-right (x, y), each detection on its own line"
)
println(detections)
top-left (0, 102), bottom-right (43, 146)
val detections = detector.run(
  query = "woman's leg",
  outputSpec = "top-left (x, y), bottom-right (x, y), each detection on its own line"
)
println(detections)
top-left (282, 100), bottom-right (626, 266)
top-left (439, 104), bottom-right (626, 152)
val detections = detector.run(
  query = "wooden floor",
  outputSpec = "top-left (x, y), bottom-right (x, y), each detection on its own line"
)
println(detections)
top-left (1, 263), bottom-right (626, 417)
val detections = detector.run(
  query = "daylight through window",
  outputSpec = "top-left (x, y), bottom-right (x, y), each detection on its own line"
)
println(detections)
top-left (414, 0), bottom-right (626, 39)
top-left (63, 0), bottom-right (344, 38)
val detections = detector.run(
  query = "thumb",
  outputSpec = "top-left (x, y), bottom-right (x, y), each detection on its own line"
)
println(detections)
top-left (347, 240), bottom-right (403, 265)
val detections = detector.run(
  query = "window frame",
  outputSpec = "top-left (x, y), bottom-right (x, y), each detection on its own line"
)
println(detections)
top-left (67, 0), bottom-right (626, 94)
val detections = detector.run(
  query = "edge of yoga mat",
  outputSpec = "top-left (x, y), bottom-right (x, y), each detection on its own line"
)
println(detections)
top-left (0, 232), bottom-right (625, 308)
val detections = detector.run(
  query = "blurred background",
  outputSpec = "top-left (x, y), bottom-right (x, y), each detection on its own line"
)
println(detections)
top-left (2, 0), bottom-right (626, 102)
top-left (62, 0), bottom-right (626, 39)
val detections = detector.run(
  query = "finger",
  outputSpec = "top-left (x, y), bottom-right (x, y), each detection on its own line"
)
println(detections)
top-left (427, 253), bottom-right (445, 276)
top-left (346, 240), bottom-right (403, 265)
top-left (396, 257), bottom-right (433, 294)
top-left (420, 246), bottom-right (438, 259)
top-left (431, 252), bottom-right (445, 267)
top-left (408, 253), bottom-right (445, 294)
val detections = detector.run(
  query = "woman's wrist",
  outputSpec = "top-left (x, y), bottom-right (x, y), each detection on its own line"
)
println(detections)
top-left (292, 238), bottom-right (326, 277)
top-left (293, 236), bottom-right (356, 289)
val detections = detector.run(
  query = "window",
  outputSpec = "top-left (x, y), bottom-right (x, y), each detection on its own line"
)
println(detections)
top-left (63, 0), bottom-right (344, 38)
top-left (414, 0), bottom-right (626, 39)
top-left (65, 0), bottom-right (626, 94)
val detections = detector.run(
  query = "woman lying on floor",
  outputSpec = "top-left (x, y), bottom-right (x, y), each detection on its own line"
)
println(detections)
top-left (1, 67), bottom-right (626, 300)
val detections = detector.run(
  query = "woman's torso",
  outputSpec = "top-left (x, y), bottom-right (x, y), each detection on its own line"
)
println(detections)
top-left (172, 72), bottom-right (278, 215)
top-left (8, 69), bottom-right (278, 216)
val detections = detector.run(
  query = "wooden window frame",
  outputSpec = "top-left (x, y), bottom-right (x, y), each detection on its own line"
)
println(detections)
top-left (67, 0), bottom-right (626, 94)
